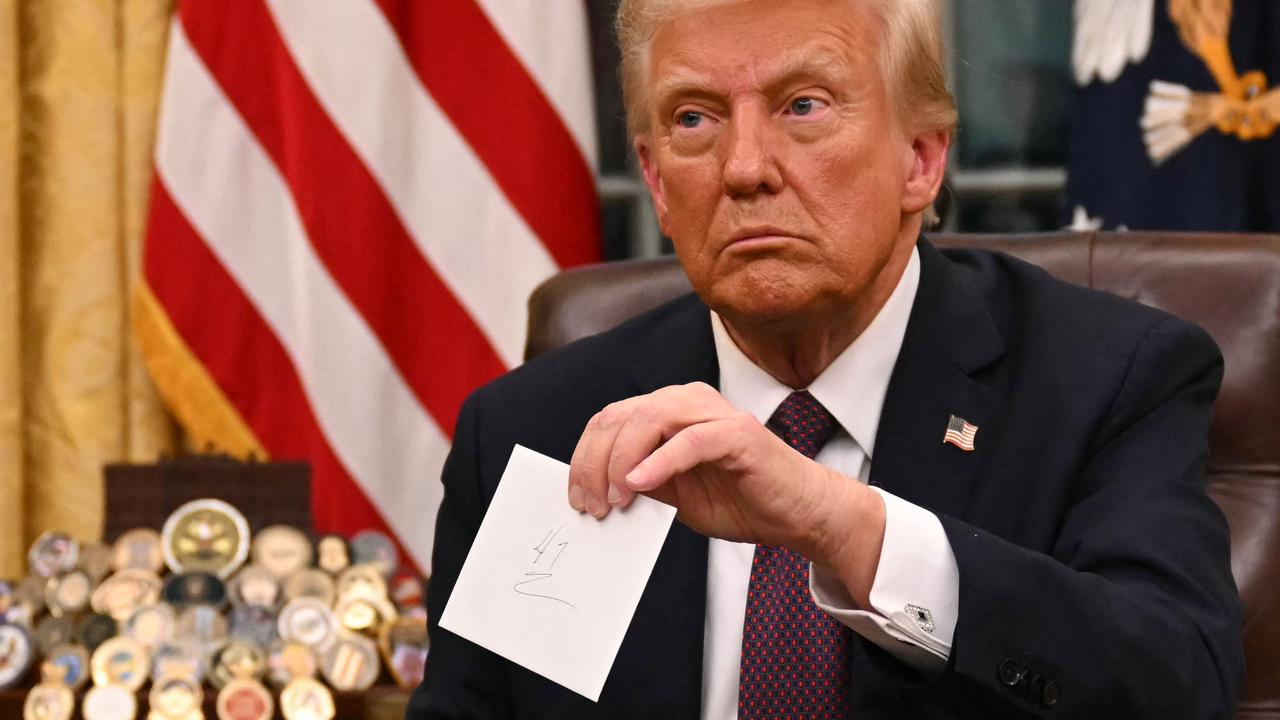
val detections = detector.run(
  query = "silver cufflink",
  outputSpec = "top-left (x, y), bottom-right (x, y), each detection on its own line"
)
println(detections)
top-left (906, 603), bottom-right (935, 634)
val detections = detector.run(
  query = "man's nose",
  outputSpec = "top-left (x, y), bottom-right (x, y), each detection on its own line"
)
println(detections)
top-left (721, 107), bottom-right (784, 196)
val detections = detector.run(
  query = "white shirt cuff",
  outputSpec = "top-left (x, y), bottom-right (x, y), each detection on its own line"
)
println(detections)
top-left (809, 487), bottom-right (958, 672)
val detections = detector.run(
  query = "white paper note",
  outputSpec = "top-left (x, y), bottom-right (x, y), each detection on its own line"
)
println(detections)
top-left (439, 444), bottom-right (678, 701)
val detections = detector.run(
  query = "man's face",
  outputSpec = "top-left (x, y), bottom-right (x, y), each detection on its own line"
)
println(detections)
top-left (637, 0), bottom-right (928, 325)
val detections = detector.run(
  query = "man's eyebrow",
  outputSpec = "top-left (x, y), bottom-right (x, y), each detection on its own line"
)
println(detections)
top-left (649, 71), bottom-right (720, 108)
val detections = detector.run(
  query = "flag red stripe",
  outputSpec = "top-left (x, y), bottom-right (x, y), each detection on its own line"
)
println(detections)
top-left (373, 0), bottom-right (601, 269)
top-left (180, 0), bottom-right (507, 437)
top-left (144, 178), bottom-right (422, 572)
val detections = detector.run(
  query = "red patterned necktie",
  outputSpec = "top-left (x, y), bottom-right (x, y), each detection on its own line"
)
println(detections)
top-left (738, 390), bottom-right (851, 719)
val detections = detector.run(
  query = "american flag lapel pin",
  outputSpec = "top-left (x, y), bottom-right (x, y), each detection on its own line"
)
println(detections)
top-left (943, 415), bottom-right (978, 452)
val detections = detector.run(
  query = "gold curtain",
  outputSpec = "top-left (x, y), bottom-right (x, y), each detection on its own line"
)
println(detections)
top-left (0, 0), bottom-right (177, 578)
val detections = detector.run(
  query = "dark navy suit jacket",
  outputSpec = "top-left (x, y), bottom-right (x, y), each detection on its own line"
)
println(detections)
top-left (409, 239), bottom-right (1243, 718)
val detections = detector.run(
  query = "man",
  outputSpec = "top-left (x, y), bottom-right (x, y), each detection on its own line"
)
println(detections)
top-left (410, 0), bottom-right (1243, 717)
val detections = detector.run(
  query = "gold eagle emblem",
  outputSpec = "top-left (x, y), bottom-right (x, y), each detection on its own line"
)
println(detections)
top-left (1074, 0), bottom-right (1278, 163)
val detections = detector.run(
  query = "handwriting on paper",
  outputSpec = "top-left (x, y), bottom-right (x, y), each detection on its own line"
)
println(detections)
top-left (513, 526), bottom-right (575, 608)
top-left (439, 445), bottom-right (676, 701)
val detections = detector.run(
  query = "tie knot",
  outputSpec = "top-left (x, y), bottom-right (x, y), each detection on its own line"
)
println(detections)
top-left (767, 391), bottom-right (838, 459)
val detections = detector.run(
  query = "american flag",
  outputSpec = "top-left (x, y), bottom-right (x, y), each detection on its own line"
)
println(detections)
top-left (943, 415), bottom-right (978, 452)
top-left (134, 0), bottom-right (600, 574)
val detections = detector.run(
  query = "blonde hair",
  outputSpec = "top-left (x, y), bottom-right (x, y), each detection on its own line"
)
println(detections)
top-left (616, 0), bottom-right (956, 223)
top-left (617, 0), bottom-right (955, 137)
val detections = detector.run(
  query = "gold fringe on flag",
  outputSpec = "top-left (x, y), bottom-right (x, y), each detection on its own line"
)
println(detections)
top-left (132, 283), bottom-right (267, 459)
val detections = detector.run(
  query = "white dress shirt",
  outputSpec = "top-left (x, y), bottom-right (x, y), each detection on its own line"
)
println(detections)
top-left (701, 248), bottom-right (960, 719)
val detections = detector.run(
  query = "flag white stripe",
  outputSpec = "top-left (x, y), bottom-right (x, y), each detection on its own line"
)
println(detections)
top-left (154, 22), bottom-right (446, 571)
top-left (265, 0), bottom-right (561, 368)
top-left (472, 0), bottom-right (599, 168)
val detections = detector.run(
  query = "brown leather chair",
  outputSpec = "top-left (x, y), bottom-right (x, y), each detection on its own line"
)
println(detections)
top-left (525, 231), bottom-right (1280, 719)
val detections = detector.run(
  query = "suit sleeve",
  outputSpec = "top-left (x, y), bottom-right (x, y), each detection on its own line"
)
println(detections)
top-left (930, 318), bottom-right (1241, 717)
top-left (407, 390), bottom-right (514, 719)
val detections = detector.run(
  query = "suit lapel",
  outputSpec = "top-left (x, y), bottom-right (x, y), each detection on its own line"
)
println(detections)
top-left (870, 240), bottom-right (1007, 521)
top-left (607, 295), bottom-right (713, 717)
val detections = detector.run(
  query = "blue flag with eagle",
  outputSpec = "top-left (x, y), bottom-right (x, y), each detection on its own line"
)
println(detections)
top-left (1067, 0), bottom-right (1280, 231)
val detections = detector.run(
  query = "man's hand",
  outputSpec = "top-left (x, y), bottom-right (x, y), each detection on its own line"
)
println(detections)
top-left (566, 382), bottom-right (886, 607)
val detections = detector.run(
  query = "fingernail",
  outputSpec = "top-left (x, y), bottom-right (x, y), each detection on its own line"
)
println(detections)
top-left (585, 493), bottom-right (606, 518)
top-left (625, 470), bottom-right (644, 489)
top-left (568, 485), bottom-right (585, 511)
top-left (607, 485), bottom-right (622, 504)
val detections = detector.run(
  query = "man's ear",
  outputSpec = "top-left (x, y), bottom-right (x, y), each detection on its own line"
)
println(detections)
top-left (635, 135), bottom-right (672, 235)
top-left (901, 129), bottom-right (951, 216)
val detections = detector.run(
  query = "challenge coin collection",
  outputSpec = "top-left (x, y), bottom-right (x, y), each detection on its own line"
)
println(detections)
top-left (0, 498), bottom-right (429, 720)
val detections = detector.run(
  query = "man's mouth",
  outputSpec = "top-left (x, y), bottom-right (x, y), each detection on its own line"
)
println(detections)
top-left (727, 225), bottom-right (800, 245)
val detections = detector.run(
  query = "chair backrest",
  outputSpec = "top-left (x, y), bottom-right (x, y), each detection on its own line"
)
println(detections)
top-left (525, 231), bottom-right (1280, 718)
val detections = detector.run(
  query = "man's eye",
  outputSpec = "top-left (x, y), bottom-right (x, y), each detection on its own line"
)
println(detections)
top-left (789, 97), bottom-right (816, 116)
top-left (677, 111), bottom-right (704, 129)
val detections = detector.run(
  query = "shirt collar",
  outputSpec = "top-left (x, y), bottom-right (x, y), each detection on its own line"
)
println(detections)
top-left (711, 246), bottom-right (920, 458)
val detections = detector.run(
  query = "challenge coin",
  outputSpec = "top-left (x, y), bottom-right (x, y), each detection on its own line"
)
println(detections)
top-left (28, 532), bottom-right (79, 578)
top-left (163, 572), bottom-right (228, 608)
top-left (250, 526), bottom-right (313, 581)
top-left (33, 615), bottom-right (75, 656)
top-left (149, 673), bottom-right (203, 719)
top-left (44, 643), bottom-right (90, 691)
top-left (0, 624), bottom-right (36, 689)
top-left (125, 603), bottom-right (176, 650)
top-left (315, 536), bottom-right (349, 575)
top-left (161, 499), bottom-right (250, 578)
top-left (335, 564), bottom-right (387, 599)
top-left (39, 658), bottom-right (69, 684)
top-left (216, 677), bottom-right (274, 720)
top-left (389, 571), bottom-right (426, 612)
top-left (90, 636), bottom-right (149, 691)
top-left (111, 528), bottom-right (164, 573)
top-left (174, 604), bottom-right (229, 651)
top-left (378, 616), bottom-right (428, 688)
top-left (2, 601), bottom-right (35, 629)
top-left (150, 641), bottom-right (206, 684)
top-left (75, 613), bottom-right (119, 652)
top-left (82, 683), bottom-right (137, 720)
top-left (349, 531), bottom-right (398, 578)
top-left (280, 677), bottom-right (335, 720)
top-left (282, 569), bottom-right (335, 607)
top-left (228, 605), bottom-right (278, 649)
top-left (91, 568), bottom-right (163, 620)
top-left (266, 640), bottom-right (317, 688)
top-left (210, 640), bottom-right (266, 689)
top-left (23, 679), bottom-right (74, 720)
top-left (334, 595), bottom-right (380, 632)
top-left (45, 570), bottom-right (92, 617)
top-left (227, 565), bottom-right (279, 608)
top-left (277, 598), bottom-right (336, 652)
top-left (77, 543), bottom-right (113, 583)
top-left (15, 576), bottom-right (47, 616)
top-left (320, 633), bottom-right (379, 692)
